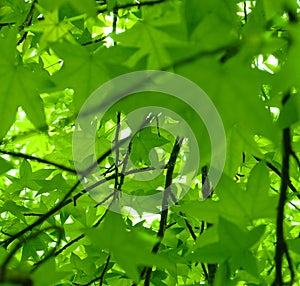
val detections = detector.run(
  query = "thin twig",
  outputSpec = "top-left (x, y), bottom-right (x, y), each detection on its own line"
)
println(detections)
top-left (99, 255), bottom-right (111, 286)
top-left (23, 213), bottom-right (43, 217)
top-left (82, 36), bottom-right (107, 46)
top-left (291, 150), bottom-right (300, 169)
top-left (73, 255), bottom-right (111, 286)
top-left (253, 156), bottom-right (299, 197)
top-left (243, 2), bottom-right (248, 23)
top-left (113, 112), bottom-right (121, 198)
top-left (18, 0), bottom-right (38, 45)
top-left (54, 234), bottom-right (85, 257)
top-left (271, 186), bottom-right (300, 211)
top-left (0, 149), bottom-right (76, 174)
top-left (97, 0), bottom-right (165, 13)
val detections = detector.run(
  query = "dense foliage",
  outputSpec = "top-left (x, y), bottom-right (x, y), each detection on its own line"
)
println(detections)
top-left (0, 0), bottom-right (300, 285)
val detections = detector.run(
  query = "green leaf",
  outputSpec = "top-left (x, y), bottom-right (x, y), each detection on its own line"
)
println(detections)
top-left (0, 157), bottom-right (13, 175)
top-left (115, 19), bottom-right (179, 69)
top-left (130, 127), bottom-right (169, 167)
top-left (187, 218), bottom-right (265, 266)
top-left (52, 43), bottom-right (133, 111)
top-left (277, 95), bottom-right (299, 129)
top-left (245, 161), bottom-right (277, 220)
top-left (0, 31), bottom-right (52, 140)
top-left (32, 258), bottom-right (70, 285)
top-left (107, 0), bottom-right (117, 12)
top-left (86, 211), bottom-right (175, 282)
top-left (29, 7), bottom-right (75, 48)
top-left (2, 200), bottom-right (28, 222)
top-left (287, 238), bottom-right (300, 255)
top-left (213, 261), bottom-right (231, 286)
top-left (19, 160), bottom-right (32, 179)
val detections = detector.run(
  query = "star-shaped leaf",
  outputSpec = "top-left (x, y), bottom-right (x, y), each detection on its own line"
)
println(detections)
top-left (0, 31), bottom-right (53, 140)
top-left (187, 217), bottom-right (265, 276)
top-left (52, 43), bottom-right (135, 111)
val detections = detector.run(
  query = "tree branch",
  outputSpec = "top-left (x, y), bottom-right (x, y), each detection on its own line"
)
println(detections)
top-left (144, 137), bottom-right (183, 286)
top-left (0, 149), bottom-right (76, 174)
top-left (272, 95), bottom-right (294, 286)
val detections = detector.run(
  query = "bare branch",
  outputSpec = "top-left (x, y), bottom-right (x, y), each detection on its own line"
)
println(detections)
top-left (272, 94), bottom-right (294, 286)
top-left (0, 149), bottom-right (76, 174)
top-left (144, 137), bottom-right (183, 286)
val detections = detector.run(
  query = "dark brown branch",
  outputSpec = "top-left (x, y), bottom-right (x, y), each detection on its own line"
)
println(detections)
top-left (144, 137), bottom-right (183, 286)
top-left (0, 149), bottom-right (76, 174)
top-left (272, 95), bottom-right (294, 286)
